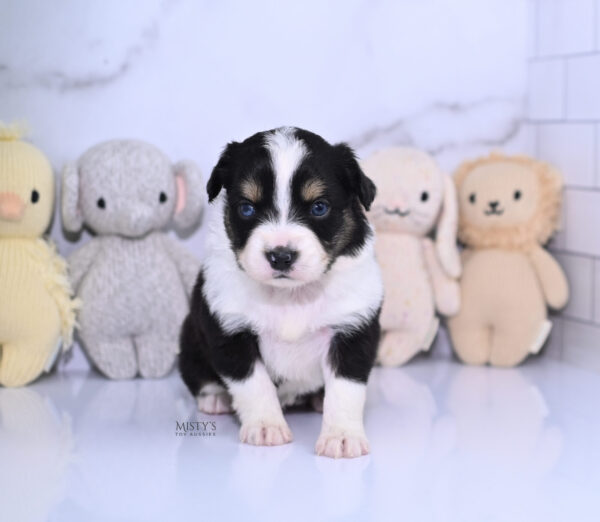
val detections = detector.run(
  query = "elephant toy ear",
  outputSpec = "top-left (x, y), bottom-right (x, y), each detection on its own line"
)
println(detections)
top-left (61, 162), bottom-right (83, 232)
top-left (173, 160), bottom-right (204, 231)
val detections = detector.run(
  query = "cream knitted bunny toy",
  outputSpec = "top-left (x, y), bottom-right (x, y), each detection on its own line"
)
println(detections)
top-left (0, 124), bottom-right (78, 387)
top-left (361, 147), bottom-right (461, 366)
top-left (62, 140), bottom-right (203, 379)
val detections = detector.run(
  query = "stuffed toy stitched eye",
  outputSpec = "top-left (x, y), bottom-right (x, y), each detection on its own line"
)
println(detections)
top-left (420, 191), bottom-right (429, 202)
top-left (238, 202), bottom-right (256, 218)
top-left (469, 193), bottom-right (476, 204)
top-left (514, 190), bottom-right (522, 201)
top-left (31, 189), bottom-right (39, 204)
top-left (159, 192), bottom-right (168, 203)
top-left (310, 200), bottom-right (330, 217)
top-left (97, 198), bottom-right (106, 209)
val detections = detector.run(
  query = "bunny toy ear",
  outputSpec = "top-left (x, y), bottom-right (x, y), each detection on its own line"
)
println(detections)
top-left (173, 160), bottom-right (204, 231)
top-left (435, 173), bottom-right (461, 278)
top-left (61, 162), bottom-right (84, 232)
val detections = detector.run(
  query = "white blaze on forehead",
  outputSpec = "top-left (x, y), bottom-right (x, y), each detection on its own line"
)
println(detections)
top-left (264, 127), bottom-right (307, 224)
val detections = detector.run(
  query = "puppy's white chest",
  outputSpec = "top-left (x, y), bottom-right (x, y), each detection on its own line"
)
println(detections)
top-left (272, 307), bottom-right (313, 343)
top-left (259, 322), bottom-right (332, 388)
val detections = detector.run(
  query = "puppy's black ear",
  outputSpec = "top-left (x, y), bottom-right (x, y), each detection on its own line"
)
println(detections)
top-left (335, 143), bottom-right (377, 210)
top-left (207, 142), bottom-right (239, 202)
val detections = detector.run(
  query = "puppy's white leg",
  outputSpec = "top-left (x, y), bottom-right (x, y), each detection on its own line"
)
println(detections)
top-left (227, 361), bottom-right (292, 446)
top-left (197, 383), bottom-right (233, 414)
top-left (316, 374), bottom-right (369, 459)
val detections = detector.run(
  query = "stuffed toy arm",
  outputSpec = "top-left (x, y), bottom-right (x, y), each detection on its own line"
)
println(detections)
top-left (422, 238), bottom-right (461, 316)
top-left (528, 245), bottom-right (569, 310)
top-left (160, 234), bottom-right (201, 298)
top-left (67, 240), bottom-right (101, 292)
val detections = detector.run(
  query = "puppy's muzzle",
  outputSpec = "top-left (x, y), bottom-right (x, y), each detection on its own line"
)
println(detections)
top-left (265, 246), bottom-right (298, 272)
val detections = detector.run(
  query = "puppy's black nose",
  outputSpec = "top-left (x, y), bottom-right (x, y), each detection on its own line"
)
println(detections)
top-left (488, 200), bottom-right (499, 209)
top-left (265, 247), bottom-right (298, 272)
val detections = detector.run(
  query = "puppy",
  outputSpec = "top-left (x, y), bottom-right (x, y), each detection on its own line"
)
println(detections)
top-left (179, 127), bottom-right (383, 458)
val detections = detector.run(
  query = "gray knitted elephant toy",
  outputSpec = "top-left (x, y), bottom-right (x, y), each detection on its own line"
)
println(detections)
top-left (62, 140), bottom-right (203, 379)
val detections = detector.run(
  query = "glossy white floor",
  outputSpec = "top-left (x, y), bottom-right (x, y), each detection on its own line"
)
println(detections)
top-left (1, 357), bottom-right (598, 522)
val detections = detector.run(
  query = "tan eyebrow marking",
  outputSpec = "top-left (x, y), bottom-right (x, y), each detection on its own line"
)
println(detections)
top-left (301, 178), bottom-right (326, 201)
top-left (240, 179), bottom-right (262, 202)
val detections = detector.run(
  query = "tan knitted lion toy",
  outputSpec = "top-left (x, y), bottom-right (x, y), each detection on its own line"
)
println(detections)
top-left (448, 152), bottom-right (569, 367)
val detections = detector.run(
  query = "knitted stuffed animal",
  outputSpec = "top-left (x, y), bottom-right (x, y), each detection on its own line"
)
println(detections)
top-left (361, 147), bottom-right (461, 366)
top-left (62, 140), bottom-right (203, 379)
top-left (0, 124), bottom-right (78, 387)
top-left (448, 152), bottom-right (568, 367)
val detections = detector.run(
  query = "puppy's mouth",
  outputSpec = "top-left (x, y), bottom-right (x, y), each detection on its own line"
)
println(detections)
top-left (274, 273), bottom-right (291, 279)
top-left (484, 208), bottom-right (504, 216)
top-left (383, 207), bottom-right (410, 217)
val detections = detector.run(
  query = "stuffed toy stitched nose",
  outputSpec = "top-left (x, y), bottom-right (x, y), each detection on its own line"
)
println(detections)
top-left (0, 192), bottom-right (25, 221)
top-left (488, 200), bottom-right (499, 210)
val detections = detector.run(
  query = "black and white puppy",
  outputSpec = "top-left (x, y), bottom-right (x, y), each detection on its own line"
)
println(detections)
top-left (179, 127), bottom-right (383, 458)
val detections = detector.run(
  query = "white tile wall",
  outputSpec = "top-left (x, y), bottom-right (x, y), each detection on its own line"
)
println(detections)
top-left (596, 124), bottom-right (600, 186)
top-left (594, 260), bottom-right (600, 323)
top-left (554, 253), bottom-right (594, 320)
top-left (564, 189), bottom-right (600, 256)
top-left (530, 0), bottom-right (600, 371)
top-left (544, 316), bottom-right (564, 359)
top-left (528, 59), bottom-right (565, 119)
top-left (528, 0), bottom-right (538, 57)
top-left (597, 0), bottom-right (600, 50)
top-left (538, 123), bottom-right (595, 187)
top-left (566, 54), bottom-right (600, 119)
top-left (562, 320), bottom-right (600, 372)
top-left (538, 0), bottom-right (596, 56)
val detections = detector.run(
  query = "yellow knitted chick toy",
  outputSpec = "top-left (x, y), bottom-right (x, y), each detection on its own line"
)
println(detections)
top-left (0, 123), bottom-right (78, 387)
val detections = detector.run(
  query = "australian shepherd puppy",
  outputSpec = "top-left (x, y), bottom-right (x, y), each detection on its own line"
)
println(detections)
top-left (179, 127), bottom-right (383, 458)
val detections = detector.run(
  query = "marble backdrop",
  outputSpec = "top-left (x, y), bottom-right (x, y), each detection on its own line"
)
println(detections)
top-left (0, 0), bottom-right (532, 369)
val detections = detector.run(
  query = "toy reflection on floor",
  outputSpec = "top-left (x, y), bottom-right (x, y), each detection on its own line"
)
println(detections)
top-left (68, 376), bottom-right (182, 520)
top-left (448, 153), bottom-right (569, 366)
top-left (62, 140), bottom-right (203, 379)
top-left (0, 123), bottom-right (78, 387)
top-left (0, 387), bottom-right (74, 521)
top-left (361, 147), bottom-right (461, 366)
top-left (434, 365), bottom-right (563, 521)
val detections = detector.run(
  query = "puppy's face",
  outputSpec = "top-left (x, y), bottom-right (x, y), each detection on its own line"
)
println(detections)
top-left (207, 127), bottom-right (376, 288)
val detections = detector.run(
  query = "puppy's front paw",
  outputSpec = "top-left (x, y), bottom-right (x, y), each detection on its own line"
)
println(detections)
top-left (240, 421), bottom-right (293, 446)
top-left (197, 393), bottom-right (233, 414)
top-left (315, 431), bottom-right (370, 459)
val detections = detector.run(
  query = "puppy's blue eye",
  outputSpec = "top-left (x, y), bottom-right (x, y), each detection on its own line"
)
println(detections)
top-left (238, 202), bottom-right (256, 218)
top-left (310, 200), bottom-right (330, 217)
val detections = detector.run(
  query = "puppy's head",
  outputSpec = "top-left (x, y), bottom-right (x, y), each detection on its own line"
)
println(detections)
top-left (207, 127), bottom-right (376, 288)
